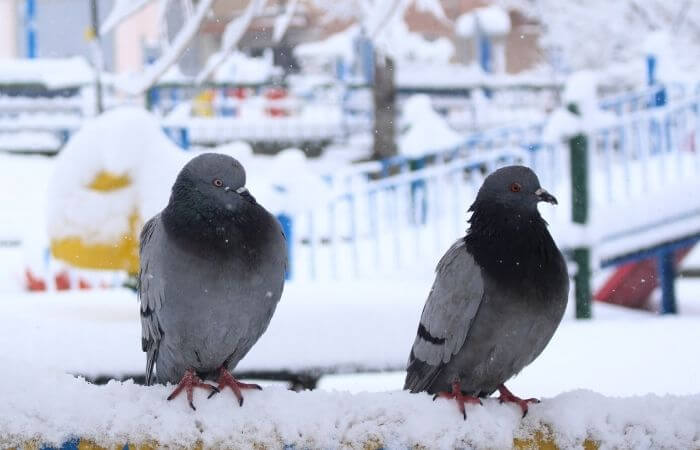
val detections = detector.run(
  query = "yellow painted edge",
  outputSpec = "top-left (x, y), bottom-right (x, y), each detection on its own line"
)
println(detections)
top-left (50, 211), bottom-right (141, 275)
top-left (11, 435), bottom-right (600, 450)
top-left (88, 171), bottom-right (132, 192)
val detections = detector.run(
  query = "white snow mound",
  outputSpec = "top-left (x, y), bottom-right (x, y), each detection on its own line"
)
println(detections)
top-left (46, 107), bottom-right (188, 244)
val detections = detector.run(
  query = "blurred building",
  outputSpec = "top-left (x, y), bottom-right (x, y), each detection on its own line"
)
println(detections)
top-left (0, 0), bottom-right (116, 68)
top-left (0, 0), bottom-right (542, 76)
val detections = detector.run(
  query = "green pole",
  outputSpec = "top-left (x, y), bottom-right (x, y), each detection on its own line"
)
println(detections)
top-left (568, 103), bottom-right (592, 319)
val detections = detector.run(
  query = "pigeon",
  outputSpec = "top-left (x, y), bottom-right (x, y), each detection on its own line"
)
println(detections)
top-left (138, 153), bottom-right (286, 410)
top-left (404, 165), bottom-right (569, 419)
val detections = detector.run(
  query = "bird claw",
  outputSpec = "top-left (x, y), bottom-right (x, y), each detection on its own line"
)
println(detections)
top-left (211, 366), bottom-right (262, 407)
top-left (497, 384), bottom-right (539, 418)
top-left (166, 368), bottom-right (219, 410)
top-left (206, 386), bottom-right (221, 399)
top-left (433, 380), bottom-right (482, 420)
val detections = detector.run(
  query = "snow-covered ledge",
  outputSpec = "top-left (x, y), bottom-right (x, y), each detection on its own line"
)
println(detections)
top-left (3, 363), bottom-right (698, 449)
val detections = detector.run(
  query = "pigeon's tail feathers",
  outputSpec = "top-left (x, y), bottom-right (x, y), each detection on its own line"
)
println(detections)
top-left (138, 216), bottom-right (165, 386)
top-left (407, 239), bottom-right (485, 377)
top-left (144, 339), bottom-right (158, 386)
top-left (404, 350), bottom-right (442, 393)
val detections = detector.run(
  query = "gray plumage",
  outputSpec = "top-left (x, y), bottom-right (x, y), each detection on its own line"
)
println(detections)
top-left (404, 166), bottom-right (569, 396)
top-left (138, 153), bottom-right (286, 385)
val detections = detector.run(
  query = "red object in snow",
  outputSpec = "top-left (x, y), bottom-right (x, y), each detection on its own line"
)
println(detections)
top-left (230, 87), bottom-right (248, 100)
top-left (78, 278), bottom-right (91, 290)
top-left (25, 268), bottom-right (46, 291)
top-left (595, 246), bottom-right (694, 308)
top-left (55, 270), bottom-right (71, 291)
top-left (264, 87), bottom-right (288, 117)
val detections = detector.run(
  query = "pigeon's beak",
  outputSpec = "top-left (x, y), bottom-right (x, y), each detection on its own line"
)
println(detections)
top-left (232, 185), bottom-right (256, 203)
top-left (535, 188), bottom-right (558, 205)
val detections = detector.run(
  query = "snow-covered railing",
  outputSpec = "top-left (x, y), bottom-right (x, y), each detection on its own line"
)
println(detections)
top-left (287, 146), bottom-right (557, 280)
top-left (598, 82), bottom-right (687, 115)
top-left (286, 86), bottom-right (700, 320)
top-left (7, 375), bottom-right (698, 449)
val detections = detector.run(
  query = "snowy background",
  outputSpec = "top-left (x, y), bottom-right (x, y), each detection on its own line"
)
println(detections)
top-left (1, 0), bottom-right (700, 448)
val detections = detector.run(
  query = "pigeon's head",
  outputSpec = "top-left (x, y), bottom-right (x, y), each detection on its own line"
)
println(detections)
top-left (169, 153), bottom-right (256, 218)
top-left (470, 165), bottom-right (557, 215)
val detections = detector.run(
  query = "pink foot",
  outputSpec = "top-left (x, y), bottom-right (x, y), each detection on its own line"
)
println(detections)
top-left (433, 379), bottom-right (482, 420)
top-left (209, 367), bottom-right (262, 406)
top-left (497, 384), bottom-right (540, 417)
top-left (166, 368), bottom-right (219, 410)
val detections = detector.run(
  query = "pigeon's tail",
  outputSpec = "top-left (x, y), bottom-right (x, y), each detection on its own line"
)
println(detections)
top-left (404, 350), bottom-right (442, 393)
top-left (144, 341), bottom-right (158, 386)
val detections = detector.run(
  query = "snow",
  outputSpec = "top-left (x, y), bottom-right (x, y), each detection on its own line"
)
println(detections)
top-left (475, 5), bottom-right (512, 36)
top-left (456, 6), bottom-right (511, 38)
top-left (500, 0), bottom-right (700, 76)
top-left (543, 70), bottom-right (618, 143)
top-left (0, 57), bottom-right (94, 89)
top-left (0, 131), bottom-right (62, 152)
top-left (2, 370), bottom-right (698, 449)
top-left (272, 0), bottom-right (299, 43)
top-left (194, 0), bottom-right (267, 84)
top-left (2, 279), bottom-right (700, 390)
top-left (399, 94), bottom-right (463, 157)
top-left (562, 70), bottom-right (599, 109)
top-left (375, 20), bottom-right (454, 64)
top-left (295, 21), bottom-right (454, 75)
top-left (158, 64), bottom-right (192, 84)
top-left (455, 13), bottom-right (476, 38)
top-left (0, 283), bottom-right (700, 447)
top-left (412, 0), bottom-right (449, 24)
top-left (46, 107), bottom-right (186, 245)
top-left (212, 51), bottom-right (279, 85)
top-left (294, 25), bottom-right (359, 65)
top-left (0, 153), bottom-right (54, 273)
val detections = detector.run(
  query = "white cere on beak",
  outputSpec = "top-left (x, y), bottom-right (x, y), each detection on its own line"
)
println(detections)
top-left (224, 186), bottom-right (231, 192)
top-left (236, 186), bottom-right (248, 194)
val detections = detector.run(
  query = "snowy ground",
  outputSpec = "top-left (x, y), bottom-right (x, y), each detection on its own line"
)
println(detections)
top-left (2, 280), bottom-right (700, 392)
top-left (1, 281), bottom-right (699, 448)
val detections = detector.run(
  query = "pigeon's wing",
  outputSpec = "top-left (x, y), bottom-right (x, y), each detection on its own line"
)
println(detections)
top-left (404, 239), bottom-right (485, 393)
top-left (137, 215), bottom-right (165, 386)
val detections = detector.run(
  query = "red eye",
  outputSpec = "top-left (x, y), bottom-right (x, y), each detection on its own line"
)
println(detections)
top-left (510, 182), bottom-right (522, 193)
top-left (213, 178), bottom-right (224, 187)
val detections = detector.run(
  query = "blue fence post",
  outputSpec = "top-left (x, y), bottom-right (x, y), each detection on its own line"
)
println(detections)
top-left (646, 54), bottom-right (666, 108)
top-left (178, 127), bottom-right (190, 149)
top-left (25, 0), bottom-right (37, 58)
top-left (410, 156), bottom-right (427, 224)
top-left (355, 35), bottom-right (374, 85)
top-left (658, 249), bottom-right (677, 314)
top-left (147, 86), bottom-right (160, 112)
top-left (478, 33), bottom-right (492, 74)
top-left (277, 214), bottom-right (293, 280)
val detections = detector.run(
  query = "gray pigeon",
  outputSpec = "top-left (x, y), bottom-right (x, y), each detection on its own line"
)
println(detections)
top-left (138, 153), bottom-right (286, 410)
top-left (404, 165), bottom-right (569, 419)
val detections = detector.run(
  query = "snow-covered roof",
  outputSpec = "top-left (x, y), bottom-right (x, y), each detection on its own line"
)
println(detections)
top-left (0, 57), bottom-right (95, 89)
top-left (456, 6), bottom-right (511, 38)
top-left (400, 94), bottom-right (463, 157)
top-left (294, 25), bottom-right (360, 63)
top-left (295, 22), bottom-right (454, 67)
top-left (212, 51), bottom-right (280, 85)
top-left (158, 65), bottom-right (193, 84)
top-left (396, 63), bottom-right (563, 90)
